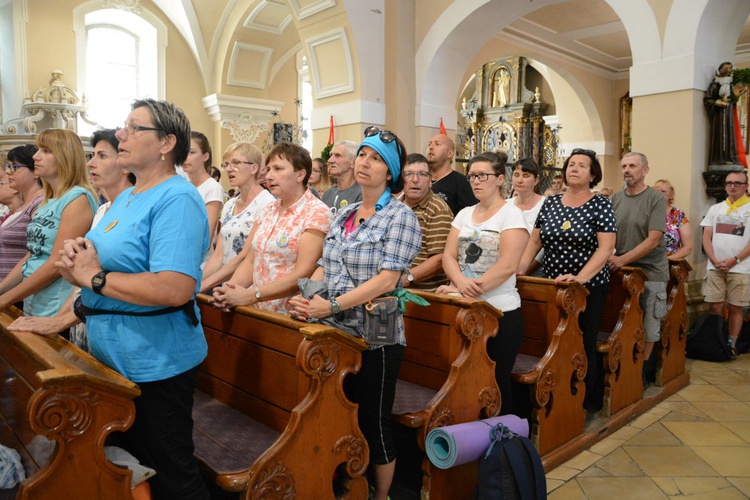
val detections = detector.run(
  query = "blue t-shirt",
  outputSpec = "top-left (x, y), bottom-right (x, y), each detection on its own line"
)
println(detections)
top-left (23, 186), bottom-right (98, 316)
top-left (82, 175), bottom-right (209, 383)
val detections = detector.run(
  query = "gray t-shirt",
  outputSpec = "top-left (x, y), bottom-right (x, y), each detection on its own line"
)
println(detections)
top-left (322, 182), bottom-right (362, 214)
top-left (610, 186), bottom-right (669, 281)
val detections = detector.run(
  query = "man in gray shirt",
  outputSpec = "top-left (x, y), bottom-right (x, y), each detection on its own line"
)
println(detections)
top-left (609, 151), bottom-right (669, 388)
top-left (322, 140), bottom-right (361, 214)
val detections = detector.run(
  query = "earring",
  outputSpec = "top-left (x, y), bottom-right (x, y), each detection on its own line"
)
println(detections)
top-left (161, 154), bottom-right (165, 161)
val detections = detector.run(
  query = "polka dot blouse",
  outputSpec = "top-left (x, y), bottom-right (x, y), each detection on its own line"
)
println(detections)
top-left (534, 194), bottom-right (617, 288)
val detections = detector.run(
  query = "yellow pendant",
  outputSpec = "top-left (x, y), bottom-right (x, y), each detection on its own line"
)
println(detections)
top-left (104, 220), bottom-right (118, 232)
top-left (561, 220), bottom-right (571, 231)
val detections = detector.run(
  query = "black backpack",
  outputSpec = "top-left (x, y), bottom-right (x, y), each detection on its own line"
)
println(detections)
top-left (475, 424), bottom-right (546, 500)
top-left (686, 314), bottom-right (733, 362)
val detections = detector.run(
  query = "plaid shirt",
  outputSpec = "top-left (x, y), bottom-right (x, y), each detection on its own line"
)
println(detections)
top-left (321, 197), bottom-right (422, 345)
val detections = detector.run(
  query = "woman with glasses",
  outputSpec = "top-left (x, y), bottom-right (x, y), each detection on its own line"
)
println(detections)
top-left (0, 130), bottom-right (97, 316)
top-left (211, 142), bottom-right (330, 314)
top-left (309, 157), bottom-right (331, 195)
top-left (182, 131), bottom-right (224, 267)
top-left (438, 152), bottom-right (529, 415)
top-left (519, 148), bottom-right (617, 412)
top-left (200, 141), bottom-right (275, 292)
top-left (54, 99), bottom-right (211, 499)
top-left (0, 145), bottom-right (43, 283)
top-left (653, 179), bottom-right (693, 261)
top-left (289, 126), bottom-right (421, 500)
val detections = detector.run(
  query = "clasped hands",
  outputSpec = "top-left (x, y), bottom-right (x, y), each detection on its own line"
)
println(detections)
top-left (55, 237), bottom-right (103, 289)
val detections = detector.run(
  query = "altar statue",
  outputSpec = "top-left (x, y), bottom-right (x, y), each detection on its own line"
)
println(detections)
top-left (492, 68), bottom-right (510, 108)
top-left (705, 61), bottom-right (741, 165)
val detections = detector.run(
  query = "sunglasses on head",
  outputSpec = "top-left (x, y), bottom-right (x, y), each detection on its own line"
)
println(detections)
top-left (364, 126), bottom-right (398, 144)
top-left (570, 148), bottom-right (597, 157)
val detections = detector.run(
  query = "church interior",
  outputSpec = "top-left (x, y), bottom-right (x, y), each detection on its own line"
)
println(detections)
top-left (2, 0), bottom-right (750, 498)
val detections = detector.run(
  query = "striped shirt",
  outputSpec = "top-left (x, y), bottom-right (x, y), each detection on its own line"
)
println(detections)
top-left (403, 190), bottom-right (453, 290)
top-left (0, 195), bottom-right (42, 281)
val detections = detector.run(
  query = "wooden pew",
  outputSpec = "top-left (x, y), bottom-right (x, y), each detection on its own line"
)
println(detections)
top-left (0, 306), bottom-right (140, 500)
top-left (657, 260), bottom-right (691, 386)
top-left (393, 291), bottom-right (501, 500)
top-left (195, 295), bottom-right (369, 499)
top-left (596, 267), bottom-right (647, 417)
top-left (513, 278), bottom-right (588, 457)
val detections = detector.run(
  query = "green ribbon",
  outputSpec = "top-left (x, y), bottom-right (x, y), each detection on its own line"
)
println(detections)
top-left (385, 288), bottom-right (430, 313)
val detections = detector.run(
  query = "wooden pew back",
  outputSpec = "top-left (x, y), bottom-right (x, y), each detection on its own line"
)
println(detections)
top-left (195, 296), bottom-right (369, 498)
top-left (0, 306), bottom-right (140, 500)
top-left (658, 260), bottom-right (691, 385)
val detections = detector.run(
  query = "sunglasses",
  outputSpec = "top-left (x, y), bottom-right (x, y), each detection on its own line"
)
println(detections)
top-left (364, 126), bottom-right (398, 144)
top-left (570, 148), bottom-right (597, 157)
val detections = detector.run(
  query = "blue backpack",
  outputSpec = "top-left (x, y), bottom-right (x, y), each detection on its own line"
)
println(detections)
top-left (475, 424), bottom-right (547, 499)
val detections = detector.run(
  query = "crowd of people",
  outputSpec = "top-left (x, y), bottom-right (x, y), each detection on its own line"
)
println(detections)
top-left (0, 98), bottom-right (734, 498)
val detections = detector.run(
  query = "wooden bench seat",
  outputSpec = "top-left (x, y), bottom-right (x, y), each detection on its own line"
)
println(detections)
top-left (596, 267), bottom-right (647, 417)
top-left (195, 295), bottom-right (369, 499)
top-left (657, 260), bottom-right (691, 386)
top-left (513, 277), bottom-right (588, 456)
top-left (0, 305), bottom-right (140, 500)
top-left (393, 291), bottom-right (502, 500)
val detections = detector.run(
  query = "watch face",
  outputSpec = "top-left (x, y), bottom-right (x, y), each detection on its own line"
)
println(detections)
top-left (92, 276), bottom-right (104, 287)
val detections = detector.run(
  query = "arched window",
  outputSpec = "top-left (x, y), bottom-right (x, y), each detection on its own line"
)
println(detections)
top-left (74, 2), bottom-right (166, 135)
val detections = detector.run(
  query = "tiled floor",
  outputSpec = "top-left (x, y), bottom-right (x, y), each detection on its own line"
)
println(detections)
top-left (546, 354), bottom-right (750, 499)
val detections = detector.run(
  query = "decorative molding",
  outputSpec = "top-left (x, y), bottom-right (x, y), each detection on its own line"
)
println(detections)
top-left (288, 0), bottom-right (335, 21)
top-left (227, 42), bottom-right (273, 89)
top-left (244, 0), bottom-right (292, 35)
top-left (202, 94), bottom-right (283, 143)
top-left (306, 28), bottom-right (354, 99)
top-left (101, 0), bottom-right (141, 15)
top-left (311, 100), bottom-right (384, 129)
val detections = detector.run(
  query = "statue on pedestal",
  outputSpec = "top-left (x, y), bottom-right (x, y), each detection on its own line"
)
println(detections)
top-left (492, 68), bottom-right (510, 108)
top-left (705, 62), bottom-right (742, 166)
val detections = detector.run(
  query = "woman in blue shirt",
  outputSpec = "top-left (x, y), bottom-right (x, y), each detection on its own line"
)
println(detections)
top-left (55, 99), bottom-right (210, 499)
top-left (289, 127), bottom-right (421, 500)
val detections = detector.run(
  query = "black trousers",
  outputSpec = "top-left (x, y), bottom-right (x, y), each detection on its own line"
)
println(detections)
top-left (487, 307), bottom-right (525, 415)
top-left (111, 366), bottom-right (209, 500)
top-left (581, 284), bottom-right (608, 411)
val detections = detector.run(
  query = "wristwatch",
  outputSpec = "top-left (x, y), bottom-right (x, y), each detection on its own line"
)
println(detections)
top-left (91, 270), bottom-right (109, 295)
top-left (254, 287), bottom-right (262, 300)
top-left (735, 255), bottom-right (742, 264)
top-left (330, 298), bottom-right (342, 314)
top-left (407, 272), bottom-right (414, 284)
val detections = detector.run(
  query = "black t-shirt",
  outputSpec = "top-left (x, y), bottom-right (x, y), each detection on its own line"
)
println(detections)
top-left (432, 170), bottom-right (478, 216)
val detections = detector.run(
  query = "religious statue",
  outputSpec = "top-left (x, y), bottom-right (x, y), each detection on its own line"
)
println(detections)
top-left (705, 61), bottom-right (742, 165)
top-left (492, 68), bottom-right (510, 108)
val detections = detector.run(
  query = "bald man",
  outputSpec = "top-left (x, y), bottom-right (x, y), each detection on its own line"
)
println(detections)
top-left (425, 134), bottom-right (477, 215)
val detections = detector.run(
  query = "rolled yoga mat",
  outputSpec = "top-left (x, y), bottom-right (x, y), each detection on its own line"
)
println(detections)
top-left (425, 415), bottom-right (529, 469)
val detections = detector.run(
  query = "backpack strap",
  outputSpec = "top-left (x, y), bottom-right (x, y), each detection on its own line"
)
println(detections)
top-left (520, 436), bottom-right (546, 499)
top-left (503, 437), bottom-right (534, 500)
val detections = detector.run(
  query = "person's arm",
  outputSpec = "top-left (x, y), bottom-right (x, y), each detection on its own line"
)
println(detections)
top-left (0, 195), bottom-right (94, 308)
top-left (201, 233), bottom-right (225, 282)
top-left (404, 254), bottom-right (444, 287)
top-left (555, 232), bottom-right (616, 284)
top-left (201, 224), bottom-right (258, 292)
top-left (213, 229), bottom-right (326, 309)
top-left (303, 269), bottom-right (402, 319)
top-left (518, 228), bottom-right (543, 275)
top-left (0, 254), bottom-right (28, 295)
top-left (608, 230), bottom-right (662, 272)
top-left (474, 228), bottom-right (528, 291)
top-left (8, 288), bottom-right (81, 335)
top-left (669, 221), bottom-right (694, 261)
top-left (205, 200), bottom-right (222, 245)
top-left (702, 226), bottom-right (720, 267)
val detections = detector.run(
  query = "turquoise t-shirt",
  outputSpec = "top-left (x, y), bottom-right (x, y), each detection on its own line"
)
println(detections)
top-left (22, 186), bottom-right (98, 317)
top-left (82, 175), bottom-right (209, 383)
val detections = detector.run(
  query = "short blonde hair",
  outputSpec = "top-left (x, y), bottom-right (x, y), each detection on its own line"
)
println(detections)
top-left (223, 142), bottom-right (262, 179)
top-left (653, 179), bottom-right (675, 205)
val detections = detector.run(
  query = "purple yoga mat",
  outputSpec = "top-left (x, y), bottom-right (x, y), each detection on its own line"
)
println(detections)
top-left (425, 415), bottom-right (529, 469)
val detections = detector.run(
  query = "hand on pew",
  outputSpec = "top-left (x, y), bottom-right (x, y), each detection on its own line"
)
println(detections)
top-left (210, 281), bottom-right (256, 311)
top-left (552, 273), bottom-right (583, 285)
top-left (7, 315), bottom-right (65, 336)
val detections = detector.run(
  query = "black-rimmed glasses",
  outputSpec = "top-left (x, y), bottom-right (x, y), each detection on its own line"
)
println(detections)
top-left (364, 126), bottom-right (398, 144)
top-left (725, 181), bottom-right (748, 188)
top-left (4, 163), bottom-right (26, 173)
top-left (403, 171), bottom-right (431, 180)
top-left (221, 160), bottom-right (255, 171)
top-left (467, 173), bottom-right (501, 183)
top-left (123, 123), bottom-right (164, 136)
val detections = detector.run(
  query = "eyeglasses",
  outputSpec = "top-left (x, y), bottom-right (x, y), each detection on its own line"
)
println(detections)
top-left (570, 148), bottom-right (597, 157)
top-left (220, 160), bottom-right (255, 171)
top-left (0, 181), bottom-right (8, 185)
top-left (467, 173), bottom-right (501, 183)
top-left (123, 123), bottom-right (163, 136)
top-left (364, 126), bottom-right (398, 144)
top-left (403, 171), bottom-right (431, 180)
top-left (725, 181), bottom-right (748, 187)
top-left (4, 163), bottom-right (26, 172)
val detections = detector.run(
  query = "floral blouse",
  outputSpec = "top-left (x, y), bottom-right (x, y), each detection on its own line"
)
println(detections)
top-left (665, 206), bottom-right (689, 256)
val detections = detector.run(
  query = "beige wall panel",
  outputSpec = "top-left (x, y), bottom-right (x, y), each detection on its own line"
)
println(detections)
top-left (26, 0), bottom-right (79, 90)
top-left (193, 0), bottom-right (230, 49)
